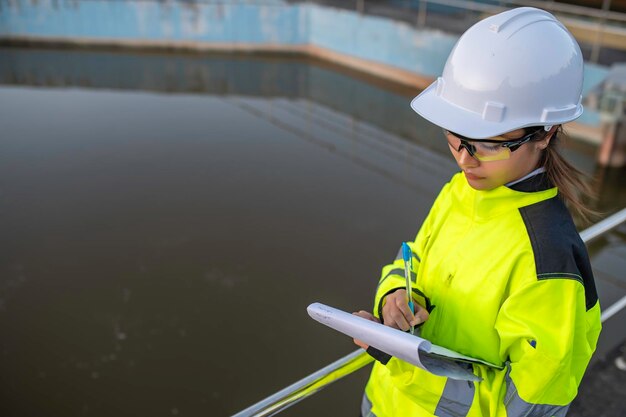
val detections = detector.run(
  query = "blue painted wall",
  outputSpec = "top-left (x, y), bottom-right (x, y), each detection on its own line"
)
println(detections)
top-left (0, 1), bottom-right (307, 44)
top-left (0, 0), bottom-right (457, 77)
top-left (0, 0), bottom-right (609, 125)
top-left (308, 5), bottom-right (456, 77)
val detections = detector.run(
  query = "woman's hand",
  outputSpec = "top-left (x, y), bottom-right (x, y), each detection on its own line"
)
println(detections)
top-left (352, 290), bottom-right (430, 349)
top-left (352, 311), bottom-right (380, 349)
top-left (382, 289), bottom-right (429, 331)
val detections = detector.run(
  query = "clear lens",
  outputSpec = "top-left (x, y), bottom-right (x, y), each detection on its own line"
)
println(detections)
top-left (445, 132), bottom-right (512, 161)
top-left (473, 142), bottom-right (511, 161)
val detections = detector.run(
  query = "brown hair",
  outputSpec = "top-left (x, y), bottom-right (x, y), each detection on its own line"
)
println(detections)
top-left (537, 126), bottom-right (598, 224)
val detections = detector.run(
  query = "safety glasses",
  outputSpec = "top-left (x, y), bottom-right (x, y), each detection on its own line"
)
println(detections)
top-left (444, 128), bottom-right (544, 162)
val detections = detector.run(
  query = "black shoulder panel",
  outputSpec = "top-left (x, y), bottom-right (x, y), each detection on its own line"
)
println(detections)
top-left (508, 172), bottom-right (553, 192)
top-left (519, 196), bottom-right (598, 310)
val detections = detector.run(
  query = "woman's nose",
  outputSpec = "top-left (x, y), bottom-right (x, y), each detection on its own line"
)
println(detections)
top-left (457, 146), bottom-right (479, 168)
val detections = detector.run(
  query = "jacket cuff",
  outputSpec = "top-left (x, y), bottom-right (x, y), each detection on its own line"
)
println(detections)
top-left (376, 287), bottom-right (405, 323)
top-left (366, 346), bottom-right (392, 365)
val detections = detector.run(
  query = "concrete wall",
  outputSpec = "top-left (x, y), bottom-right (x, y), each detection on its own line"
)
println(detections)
top-left (0, 1), bottom-right (307, 45)
top-left (0, 0), bottom-right (456, 78)
top-left (307, 6), bottom-right (456, 77)
top-left (0, 0), bottom-right (610, 131)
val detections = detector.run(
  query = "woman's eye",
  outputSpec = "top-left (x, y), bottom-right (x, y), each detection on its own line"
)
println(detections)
top-left (476, 143), bottom-right (501, 152)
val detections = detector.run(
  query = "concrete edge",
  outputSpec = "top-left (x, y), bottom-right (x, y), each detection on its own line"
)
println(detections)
top-left (0, 35), bottom-right (435, 90)
top-left (305, 44), bottom-right (435, 90)
top-left (0, 35), bottom-right (310, 54)
top-left (0, 35), bottom-right (603, 145)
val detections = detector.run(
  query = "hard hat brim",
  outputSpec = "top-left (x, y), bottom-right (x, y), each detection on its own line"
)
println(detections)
top-left (410, 82), bottom-right (582, 139)
top-left (410, 83), bottom-right (522, 139)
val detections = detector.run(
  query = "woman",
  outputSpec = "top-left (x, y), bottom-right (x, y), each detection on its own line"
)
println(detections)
top-left (354, 7), bottom-right (602, 417)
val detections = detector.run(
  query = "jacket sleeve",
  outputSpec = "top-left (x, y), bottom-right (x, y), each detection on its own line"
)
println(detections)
top-left (372, 241), bottom-right (420, 321)
top-left (493, 277), bottom-right (601, 416)
top-left (372, 180), bottom-right (453, 320)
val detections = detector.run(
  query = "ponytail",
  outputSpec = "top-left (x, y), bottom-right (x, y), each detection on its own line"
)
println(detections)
top-left (540, 126), bottom-right (598, 225)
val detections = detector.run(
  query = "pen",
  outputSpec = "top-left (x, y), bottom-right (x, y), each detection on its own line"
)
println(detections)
top-left (401, 242), bottom-right (415, 335)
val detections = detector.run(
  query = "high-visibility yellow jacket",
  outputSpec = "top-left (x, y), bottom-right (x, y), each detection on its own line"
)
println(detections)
top-left (364, 172), bottom-right (601, 417)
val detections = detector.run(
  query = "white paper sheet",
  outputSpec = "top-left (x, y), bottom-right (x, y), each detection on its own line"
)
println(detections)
top-left (308, 303), bottom-right (502, 381)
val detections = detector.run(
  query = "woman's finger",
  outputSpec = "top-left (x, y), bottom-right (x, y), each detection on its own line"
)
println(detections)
top-left (352, 310), bottom-right (380, 323)
top-left (412, 304), bottom-right (430, 326)
top-left (352, 310), bottom-right (381, 349)
top-left (353, 338), bottom-right (369, 350)
top-left (388, 307), bottom-right (411, 331)
top-left (397, 295), bottom-right (417, 321)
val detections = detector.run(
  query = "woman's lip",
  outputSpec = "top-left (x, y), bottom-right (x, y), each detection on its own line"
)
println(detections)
top-left (464, 171), bottom-right (483, 180)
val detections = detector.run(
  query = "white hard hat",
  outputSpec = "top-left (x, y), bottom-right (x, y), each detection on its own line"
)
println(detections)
top-left (410, 7), bottom-right (584, 138)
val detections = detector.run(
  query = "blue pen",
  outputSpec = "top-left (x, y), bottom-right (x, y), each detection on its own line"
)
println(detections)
top-left (402, 242), bottom-right (415, 335)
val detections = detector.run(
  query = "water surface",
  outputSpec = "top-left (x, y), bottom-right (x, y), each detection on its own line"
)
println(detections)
top-left (0, 47), bottom-right (623, 417)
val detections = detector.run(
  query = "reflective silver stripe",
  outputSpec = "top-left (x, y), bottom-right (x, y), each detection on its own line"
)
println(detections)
top-left (377, 268), bottom-right (417, 288)
top-left (504, 363), bottom-right (570, 417)
top-left (361, 393), bottom-right (376, 417)
top-left (434, 378), bottom-right (475, 417)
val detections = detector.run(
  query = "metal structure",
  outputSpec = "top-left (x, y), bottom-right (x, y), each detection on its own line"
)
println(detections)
top-left (233, 207), bottom-right (626, 417)
top-left (329, 0), bottom-right (626, 64)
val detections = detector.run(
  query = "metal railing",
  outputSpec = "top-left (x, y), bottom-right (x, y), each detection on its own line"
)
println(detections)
top-left (3, 0), bottom-right (625, 66)
top-left (233, 207), bottom-right (626, 417)
top-left (311, 0), bottom-right (626, 64)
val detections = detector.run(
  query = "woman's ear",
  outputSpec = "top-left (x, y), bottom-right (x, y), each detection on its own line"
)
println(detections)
top-left (537, 125), bottom-right (558, 150)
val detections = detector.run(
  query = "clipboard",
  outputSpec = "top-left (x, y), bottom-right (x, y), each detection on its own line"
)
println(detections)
top-left (308, 302), bottom-right (503, 381)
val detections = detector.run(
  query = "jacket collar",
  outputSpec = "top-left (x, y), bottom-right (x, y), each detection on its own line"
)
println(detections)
top-left (452, 172), bottom-right (558, 220)
top-left (506, 171), bottom-right (553, 193)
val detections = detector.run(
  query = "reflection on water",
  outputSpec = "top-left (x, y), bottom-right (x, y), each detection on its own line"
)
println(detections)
top-left (0, 47), bottom-right (624, 417)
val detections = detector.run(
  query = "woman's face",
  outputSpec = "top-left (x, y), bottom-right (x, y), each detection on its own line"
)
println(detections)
top-left (447, 128), bottom-right (553, 191)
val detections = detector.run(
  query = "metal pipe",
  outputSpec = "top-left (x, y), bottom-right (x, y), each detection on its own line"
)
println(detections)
top-left (52, 0), bottom-right (626, 24)
top-left (356, 0), bottom-right (364, 14)
top-left (590, 0), bottom-right (612, 63)
top-left (579, 207), bottom-right (626, 243)
top-left (417, 0), bottom-right (428, 28)
top-left (231, 349), bottom-right (372, 417)
top-left (507, 0), bottom-right (626, 22)
top-left (601, 294), bottom-right (626, 322)
top-left (232, 207), bottom-right (626, 417)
